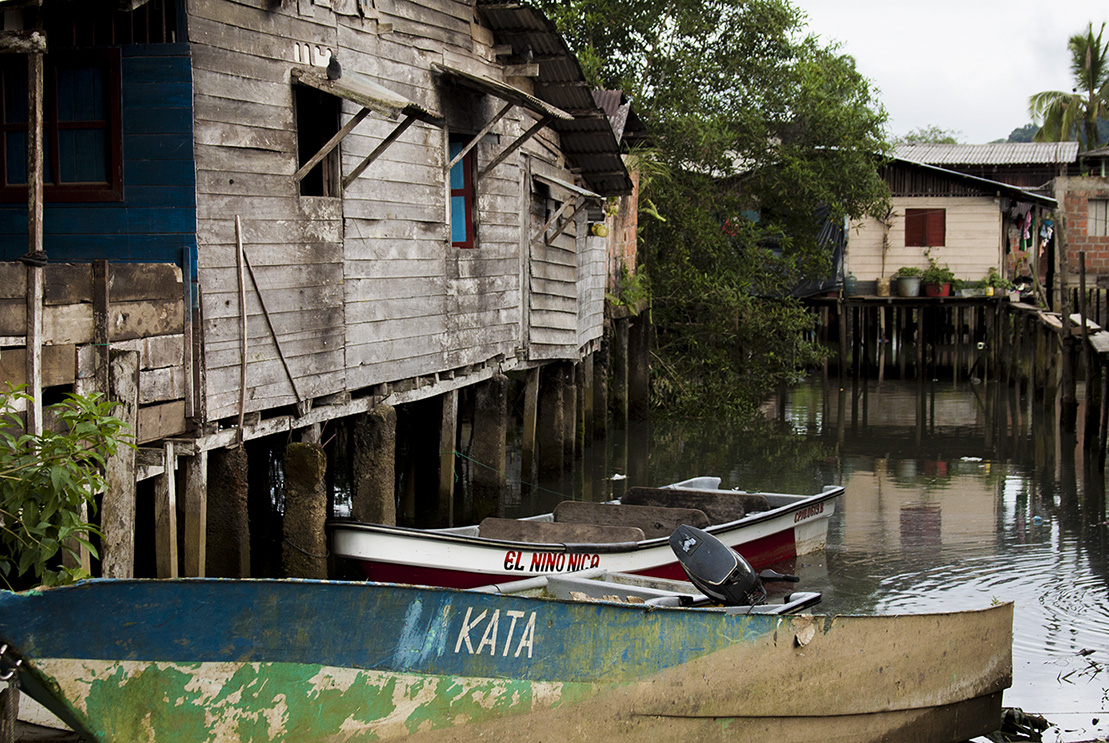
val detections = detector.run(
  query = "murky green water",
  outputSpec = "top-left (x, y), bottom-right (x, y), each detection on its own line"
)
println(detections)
top-left (520, 376), bottom-right (1108, 741)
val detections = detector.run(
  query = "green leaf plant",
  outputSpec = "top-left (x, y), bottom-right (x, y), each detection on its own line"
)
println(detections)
top-left (0, 385), bottom-right (132, 588)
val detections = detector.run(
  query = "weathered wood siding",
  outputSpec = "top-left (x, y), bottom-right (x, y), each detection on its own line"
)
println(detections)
top-left (847, 196), bottom-right (1002, 282)
top-left (0, 262), bottom-right (186, 443)
top-left (0, 45), bottom-right (196, 266)
top-left (188, 0), bottom-right (600, 421)
top-left (188, 0), bottom-right (347, 421)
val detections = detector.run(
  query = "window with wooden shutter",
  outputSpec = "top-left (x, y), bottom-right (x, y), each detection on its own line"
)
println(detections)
top-left (905, 208), bottom-right (945, 247)
top-left (1090, 199), bottom-right (1109, 237)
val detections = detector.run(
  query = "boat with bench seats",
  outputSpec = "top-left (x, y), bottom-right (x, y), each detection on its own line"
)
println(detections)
top-left (328, 477), bottom-right (843, 588)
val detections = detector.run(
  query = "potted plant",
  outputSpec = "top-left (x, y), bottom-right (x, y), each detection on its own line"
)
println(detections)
top-left (893, 266), bottom-right (922, 297)
top-left (922, 257), bottom-right (955, 297)
top-left (985, 267), bottom-right (1014, 298)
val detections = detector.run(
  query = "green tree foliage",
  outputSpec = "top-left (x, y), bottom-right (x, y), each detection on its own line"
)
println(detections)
top-left (1005, 123), bottom-right (1039, 143)
top-left (896, 125), bottom-right (961, 145)
top-left (537, 0), bottom-right (890, 416)
top-left (1029, 22), bottom-right (1109, 148)
top-left (0, 387), bottom-right (130, 588)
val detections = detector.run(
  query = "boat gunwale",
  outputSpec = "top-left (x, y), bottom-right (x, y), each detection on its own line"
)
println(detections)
top-left (326, 485), bottom-right (845, 553)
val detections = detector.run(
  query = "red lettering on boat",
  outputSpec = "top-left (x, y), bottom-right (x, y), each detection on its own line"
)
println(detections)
top-left (794, 502), bottom-right (825, 522)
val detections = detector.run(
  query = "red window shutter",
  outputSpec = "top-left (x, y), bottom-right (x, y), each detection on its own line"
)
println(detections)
top-left (905, 208), bottom-right (945, 247)
top-left (905, 209), bottom-right (925, 246)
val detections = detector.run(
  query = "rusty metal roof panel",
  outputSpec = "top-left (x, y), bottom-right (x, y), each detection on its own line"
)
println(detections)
top-left (893, 142), bottom-right (1080, 166)
top-left (477, 0), bottom-right (634, 195)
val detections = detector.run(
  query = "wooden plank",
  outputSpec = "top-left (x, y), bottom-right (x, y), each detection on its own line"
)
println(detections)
top-left (154, 441), bottom-right (179, 578)
top-left (183, 450), bottom-right (208, 577)
top-left (43, 264), bottom-right (93, 305)
top-left (137, 400), bottom-right (187, 443)
top-left (109, 300), bottom-right (186, 341)
top-left (476, 518), bottom-right (644, 544)
top-left (552, 501), bottom-right (710, 539)
top-left (109, 264), bottom-right (183, 302)
top-left (140, 365), bottom-right (186, 404)
top-left (622, 487), bottom-right (771, 524)
top-left (102, 350), bottom-right (139, 578)
top-left (0, 345), bottom-right (75, 388)
top-left (40, 304), bottom-right (94, 345)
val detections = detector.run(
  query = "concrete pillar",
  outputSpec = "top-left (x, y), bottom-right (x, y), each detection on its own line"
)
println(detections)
top-left (611, 316), bottom-right (629, 429)
top-left (351, 404), bottom-right (396, 525)
top-left (102, 349), bottom-right (138, 579)
top-left (563, 362), bottom-right (577, 468)
top-left (582, 353), bottom-right (595, 443)
top-left (628, 312), bottom-right (651, 421)
top-left (575, 362), bottom-right (587, 455)
top-left (521, 367), bottom-right (540, 482)
top-left (283, 442), bottom-right (328, 579)
top-left (473, 374), bottom-right (508, 521)
top-left (206, 446), bottom-right (250, 578)
top-left (438, 390), bottom-right (458, 526)
top-left (538, 362), bottom-right (565, 480)
top-left (592, 344), bottom-right (608, 440)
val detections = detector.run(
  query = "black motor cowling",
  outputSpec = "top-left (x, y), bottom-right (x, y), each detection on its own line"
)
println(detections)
top-left (669, 524), bottom-right (799, 606)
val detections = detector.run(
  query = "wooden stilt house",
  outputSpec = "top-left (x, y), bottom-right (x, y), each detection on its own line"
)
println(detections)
top-left (0, 0), bottom-right (637, 577)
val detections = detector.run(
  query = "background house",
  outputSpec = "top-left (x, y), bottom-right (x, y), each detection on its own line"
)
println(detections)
top-left (845, 158), bottom-right (1056, 296)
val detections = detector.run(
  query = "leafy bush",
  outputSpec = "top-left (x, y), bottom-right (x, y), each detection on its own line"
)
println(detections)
top-left (894, 266), bottom-right (922, 279)
top-left (986, 267), bottom-right (1014, 290)
top-left (0, 386), bottom-right (131, 588)
top-left (922, 257), bottom-right (955, 285)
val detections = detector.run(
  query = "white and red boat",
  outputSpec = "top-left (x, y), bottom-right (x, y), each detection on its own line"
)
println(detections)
top-left (328, 477), bottom-right (843, 589)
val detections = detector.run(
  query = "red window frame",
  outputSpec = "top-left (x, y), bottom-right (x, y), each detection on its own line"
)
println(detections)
top-left (0, 48), bottom-right (123, 203)
top-left (449, 134), bottom-right (475, 248)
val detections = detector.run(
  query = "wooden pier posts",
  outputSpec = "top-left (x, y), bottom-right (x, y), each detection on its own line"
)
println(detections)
top-left (101, 350), bottom-right (139, 578)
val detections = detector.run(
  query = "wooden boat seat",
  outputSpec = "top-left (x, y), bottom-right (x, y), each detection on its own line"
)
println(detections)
top-left (478, 517), bottom-right (646, 545)
top-left (553, 501), bottom-right (710, 539)
top-left (621, 487), bottom-right (771, 525)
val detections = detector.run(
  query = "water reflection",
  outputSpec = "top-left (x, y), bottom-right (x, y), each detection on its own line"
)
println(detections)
top-left (562, 377), bottom-right (1108, 741)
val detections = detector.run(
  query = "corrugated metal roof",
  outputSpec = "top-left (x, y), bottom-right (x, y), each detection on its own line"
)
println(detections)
top-left (476, 0), bottom-right (634, 196)
top-left (889, 157), bottom-right (1057, 208)
top-left (893, 142), bottom-right (1079, 166)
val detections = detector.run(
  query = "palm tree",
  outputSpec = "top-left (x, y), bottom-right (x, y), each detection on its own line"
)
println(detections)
top-left (1029, 23), bottom-right (1109, 149)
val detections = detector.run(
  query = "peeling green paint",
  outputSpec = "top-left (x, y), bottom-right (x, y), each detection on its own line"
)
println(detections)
top-left (44, 659), bottom-right (597, 742)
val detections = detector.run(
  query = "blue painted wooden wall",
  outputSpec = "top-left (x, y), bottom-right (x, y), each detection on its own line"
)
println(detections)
top-left (0, 43), bottom-right (196, 275)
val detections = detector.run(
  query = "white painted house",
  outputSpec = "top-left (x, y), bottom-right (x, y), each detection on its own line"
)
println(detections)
top-left (846, 158), bottom-right (1056, 291)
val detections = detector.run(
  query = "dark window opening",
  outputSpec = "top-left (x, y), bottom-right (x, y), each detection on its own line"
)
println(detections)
top-left (295, 85), bottom-right (341, 197)
top-left (449, 133), bottom-right (475, 248)
top-left (0, 49), bottom-right (122, 203)
top-left (44, 0), bottom-right (180, 48)
top-left (905, 207), bottom-right (945, 247)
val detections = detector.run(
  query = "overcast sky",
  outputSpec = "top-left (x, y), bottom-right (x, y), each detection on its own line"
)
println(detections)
top-left (792, 1), bottom-right (1108, 143)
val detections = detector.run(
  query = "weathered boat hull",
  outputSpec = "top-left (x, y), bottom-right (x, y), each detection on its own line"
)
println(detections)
top-left (0, 578), bottom-right (1010, 743)
top-left (329, 483), bottom-right (843, 588)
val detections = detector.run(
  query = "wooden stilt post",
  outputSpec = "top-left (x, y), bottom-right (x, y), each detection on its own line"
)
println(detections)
top-left (183, 449), bottom-right (208, 577)
top-left (154, 441), bottom-right (179, 578)
top-left (102, 350), bottom-right (139, 578)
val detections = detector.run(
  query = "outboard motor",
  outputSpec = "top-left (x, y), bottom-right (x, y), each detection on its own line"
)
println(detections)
top-left (669, 524), bottom-right (799, 607)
